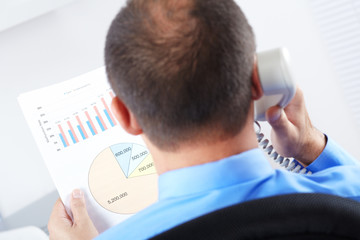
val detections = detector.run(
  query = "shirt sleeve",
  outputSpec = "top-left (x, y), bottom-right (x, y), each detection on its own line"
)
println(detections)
top-left (306, 135), bottom-right (360, 173)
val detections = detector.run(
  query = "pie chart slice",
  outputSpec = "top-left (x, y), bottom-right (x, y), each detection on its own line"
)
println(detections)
top-left (88, 143), bottom-right (158, 214)
top-left (129, 154), bottom-right (156, 178)
top-left (127, 144), bottom-right (150, 177)
top-left (110, 143), bottom-right (132, 177)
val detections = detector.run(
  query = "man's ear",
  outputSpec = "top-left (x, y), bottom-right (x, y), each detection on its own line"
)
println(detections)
top-left (111, 96), bottom-right (143, 135)
top-left (251, 60), bottom-right (263, 100)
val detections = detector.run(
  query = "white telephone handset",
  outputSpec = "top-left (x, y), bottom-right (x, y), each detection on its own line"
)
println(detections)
top-left (254, 48), bottom-right (311, 174)
top-left (254, 48), bottom-right (296, 121)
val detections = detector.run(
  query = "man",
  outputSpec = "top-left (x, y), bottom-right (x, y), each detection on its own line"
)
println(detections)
top-left (48, 0), bottom-right (360, 239)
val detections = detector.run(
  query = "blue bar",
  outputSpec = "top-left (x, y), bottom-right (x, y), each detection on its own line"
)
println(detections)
top-left (96, 116), bottom-right (105, 131)
top-left (104, 109), bottom-right (114, 127)
top-left (68, 130), bottom-right (77, 144)
top-left (86, 121), bottom-right (96, 136)
top-left (59, 134), bottom-right (67, 147)
top-left (77, 125), bottom-right (86, 140)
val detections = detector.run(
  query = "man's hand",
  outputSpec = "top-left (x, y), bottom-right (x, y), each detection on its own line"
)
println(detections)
top-left (48, 189), bottom-right (99, 240)
top-left (266, 88), bottom-right (326, 166)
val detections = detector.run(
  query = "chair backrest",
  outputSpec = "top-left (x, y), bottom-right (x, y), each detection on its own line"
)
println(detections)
top-left (151, 193), bottom-right (360, 240)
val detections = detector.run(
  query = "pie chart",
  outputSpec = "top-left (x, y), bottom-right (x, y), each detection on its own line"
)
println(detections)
top-left (88, 143), bottom-right (158, 214)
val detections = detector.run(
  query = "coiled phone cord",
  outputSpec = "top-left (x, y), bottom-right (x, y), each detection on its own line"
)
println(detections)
top-left (255, 121), bottom-right (312, 175)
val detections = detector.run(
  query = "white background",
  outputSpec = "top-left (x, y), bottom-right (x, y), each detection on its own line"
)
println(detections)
top-left (0, 0), bottom-right (359, 220)
top-left (0, 0), bottom-right (77, 32)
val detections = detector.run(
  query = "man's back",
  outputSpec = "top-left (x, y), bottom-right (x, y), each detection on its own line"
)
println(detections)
top-left (97, 139), bottom-right (360, 239)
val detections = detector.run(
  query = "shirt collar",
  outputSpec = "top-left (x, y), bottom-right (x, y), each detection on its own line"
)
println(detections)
top-left (158, 148), bottom-right (274, 200)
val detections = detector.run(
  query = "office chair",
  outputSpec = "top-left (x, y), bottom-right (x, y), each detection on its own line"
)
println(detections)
top-left (151, 193), bottom-right (360, 240)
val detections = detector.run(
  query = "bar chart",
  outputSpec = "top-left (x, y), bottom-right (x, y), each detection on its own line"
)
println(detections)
top-left (56, 92), bottom-right (117, 148)
top-left (19, 67), bottom-right (159, 230)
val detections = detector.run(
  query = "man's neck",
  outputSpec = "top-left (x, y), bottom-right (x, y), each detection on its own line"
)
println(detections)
top-left (143, 116), bottom-right (259, 175)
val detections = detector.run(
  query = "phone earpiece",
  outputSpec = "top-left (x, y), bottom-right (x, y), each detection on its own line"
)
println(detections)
top-left (254, 48), bottom-right (296, 121)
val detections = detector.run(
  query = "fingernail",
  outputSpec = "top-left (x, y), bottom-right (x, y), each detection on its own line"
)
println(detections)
top-left (72, 189), bottom-right (84, 199)
top-left (270, 108), bottom-right (283, 122)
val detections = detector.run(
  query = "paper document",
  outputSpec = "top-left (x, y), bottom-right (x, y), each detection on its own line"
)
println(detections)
top-left (18, 67), bottom-right (158, 232)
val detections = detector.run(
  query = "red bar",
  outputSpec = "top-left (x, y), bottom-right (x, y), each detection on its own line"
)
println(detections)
top-left (58, 124), bottom-right (70, 147)
top-left (101, 98), bottom-right (117, 126)
top-left (109, 92), bottom-right (115, 98)
top-left (85, 111), bottom-right (98, 135)
top-left (94, 106), bottom-right (108, 130)
top-left (76, 116), bottom-right (89, 139)
top-left (67, 121), bottom-right (79, 143)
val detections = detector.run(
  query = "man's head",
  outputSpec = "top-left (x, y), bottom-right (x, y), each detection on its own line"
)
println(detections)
top-left (105, 0), bottom-right (256, 150)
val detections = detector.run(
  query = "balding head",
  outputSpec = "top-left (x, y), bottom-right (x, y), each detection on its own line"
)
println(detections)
top-left (146, 0), bottom-right (195, 29)
top-left (105, 0), bottom-right (255, 149)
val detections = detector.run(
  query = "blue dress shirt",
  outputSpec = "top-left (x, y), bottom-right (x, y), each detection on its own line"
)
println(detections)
top-left (96, 137), bottom-right (360, 240)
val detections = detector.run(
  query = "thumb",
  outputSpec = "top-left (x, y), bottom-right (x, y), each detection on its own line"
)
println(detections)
top-left (266, 106), bottom-right (292, 132)
top-left (70, 189), bottom-right (90, 224)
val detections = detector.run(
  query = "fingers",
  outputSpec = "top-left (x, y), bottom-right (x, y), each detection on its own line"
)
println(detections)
top-left (265, 104), bottom-right (300, 158)
top-left (266, 105), bottom-right (293, 133)
top-left (49, 191), bottom-right (98, 240)
top-left (70, 189), bottom-right (99, 239)
top-left (53, 198), bottom-right (65, 214)
top-left (70, 189), bottom-right (90, 225)
top-left (48, 198), bottom-right (72, 239)
top-left (49, 198), bottom-right (71, 223)
top-left (265, 87), bottom-right (327, 164)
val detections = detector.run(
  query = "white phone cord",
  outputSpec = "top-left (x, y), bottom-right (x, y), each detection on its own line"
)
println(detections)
top-left (255, 121), bottom-right (312, 175)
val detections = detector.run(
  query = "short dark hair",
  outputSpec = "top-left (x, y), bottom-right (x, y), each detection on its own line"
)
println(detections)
top-left (105, 0), bottom-right (255, 149)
